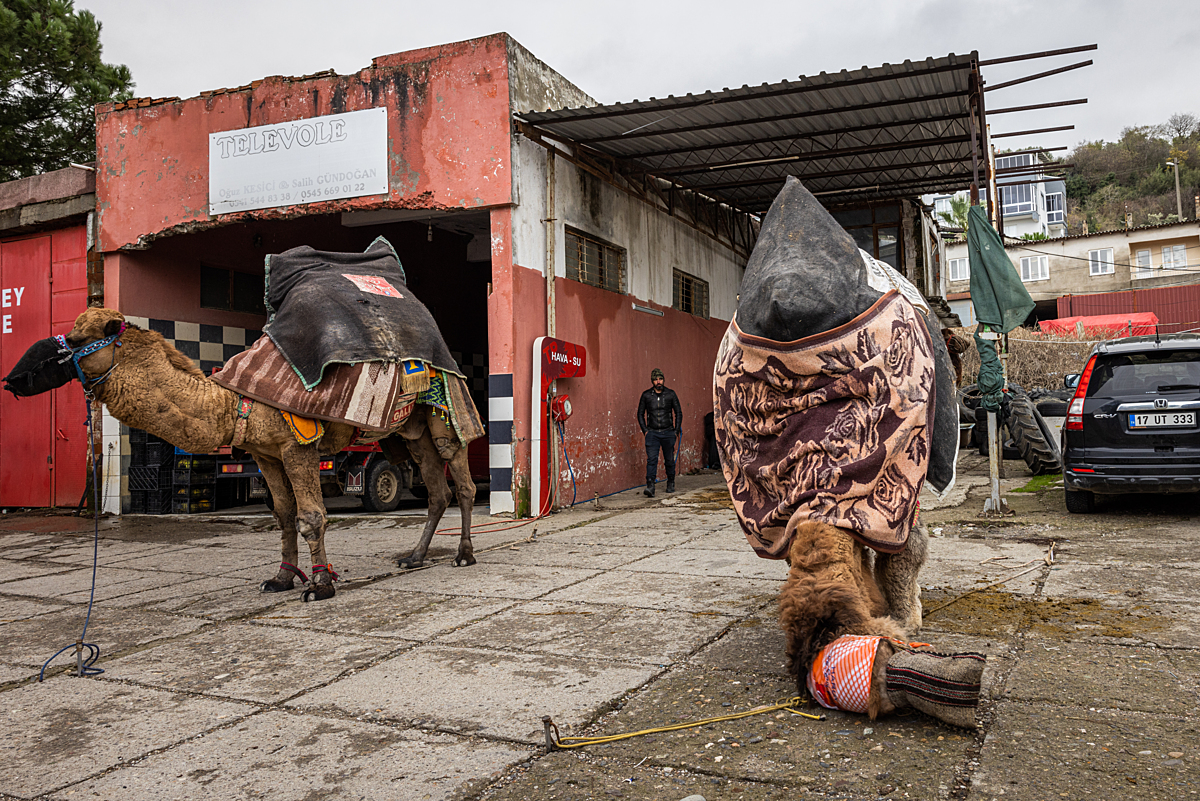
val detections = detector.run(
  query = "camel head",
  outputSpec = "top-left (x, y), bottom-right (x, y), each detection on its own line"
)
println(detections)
top-left (65, 308), bottom-right (128, 380)
top-left (2, 307), bottom-right (129, 397)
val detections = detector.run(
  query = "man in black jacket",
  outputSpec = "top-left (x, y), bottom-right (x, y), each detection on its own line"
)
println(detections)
top-left (637, 368), bottom-right (682, 497)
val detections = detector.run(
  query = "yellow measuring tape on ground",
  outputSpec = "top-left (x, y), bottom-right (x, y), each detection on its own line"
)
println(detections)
top-left (543, 696), bottom-right (825, 750)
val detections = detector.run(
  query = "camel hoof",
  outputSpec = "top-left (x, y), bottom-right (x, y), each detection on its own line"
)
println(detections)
top-left (397, 555), bottom-right (424, 569)
top-left (260, 578), bottom-right (294, 593)
top-left (301, 584), bottom-right (336, 602)
top-left (453, 553), bottom-right (476, 567)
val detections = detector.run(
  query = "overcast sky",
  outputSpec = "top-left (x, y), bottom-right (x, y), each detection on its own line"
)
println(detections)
top-left (80, 0), bottom-right (1199, 155)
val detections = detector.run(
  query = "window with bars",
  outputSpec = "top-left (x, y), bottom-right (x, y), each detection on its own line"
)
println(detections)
top-left (565, 228), bottom-right (626, 293)
top-left (948, 257), bottom-right (969, 282)
top-left (1088, 248), bottom-right (1115, 276)
top-left (1019, 255), bottom-right (1049, 282)
top-left (996, 153), bottom-right (1033, 171)
top-left (672, 269), bottom-right (710, 318)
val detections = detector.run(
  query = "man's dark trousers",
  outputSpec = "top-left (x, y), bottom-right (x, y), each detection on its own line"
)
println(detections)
top-left (645, 429), bottom-right (677, 484)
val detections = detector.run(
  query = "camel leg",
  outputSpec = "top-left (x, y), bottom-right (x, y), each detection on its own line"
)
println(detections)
top-left (256, 457), bottom-right (303, 593)
top-left (277, 442), bottom-right (335, 602)
top-left (874, 523), bottom-right (928, 635)
top-left (397, 425), bottom-right (453, 568)
top-left (441, 434), bottom-right (476, 567)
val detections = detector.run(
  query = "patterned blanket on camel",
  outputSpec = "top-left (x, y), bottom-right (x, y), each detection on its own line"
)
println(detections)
top-left (713, 290), bottom-right (934, 557)
top-left (213, 334), bottom-right (484, 446)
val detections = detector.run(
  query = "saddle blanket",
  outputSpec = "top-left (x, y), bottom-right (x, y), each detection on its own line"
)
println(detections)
top-left (213, 334), bottom-right (485, 445)
top-left (713, 290), bottom-right (934, 557)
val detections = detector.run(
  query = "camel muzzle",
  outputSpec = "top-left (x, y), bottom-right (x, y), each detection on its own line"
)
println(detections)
top-left (2, 336), bottom-right (79, 397)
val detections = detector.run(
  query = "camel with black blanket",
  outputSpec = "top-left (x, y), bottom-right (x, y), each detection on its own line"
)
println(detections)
top-left (714, 178), bottom-right (985, 728)
top-left (3, 238), bottom-right (481, 602)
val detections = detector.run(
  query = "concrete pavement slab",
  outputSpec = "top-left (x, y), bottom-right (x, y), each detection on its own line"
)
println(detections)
top-left (138, 580), bottom-right (295, 620)
top-left (573, 665), bottom-right (978, 797)
top-left (0, 565), bottom-right (196, 602)
top-left (107, 543), bottom-right (280, 575)
top-left (1003, 640), bottom-right (1200, 714)
top-left (372, 561), bottom-right (602, 600)
top-left (476, 540), bottom-right (666, 570)
top-left (619, 547), bottom-right (788, 581)
top-left (2, 605), bottom-right (211, 668)
top-left (28, 539), bottom-right (179, 567)
top-left (690, 615), bottom-right (791, 678)
top-left (0, 557), bottom-right (75, 583)
top-left (0, 662), bottom-right (36, 683)
top-left (437, 600), bottom-right (736, 665)
top-left (543, 524), bottom-right (707, 548)
top-left (291, 643), bottom-right (657, 743)
top-left (87, 573), bottom-right (250, 610)
top-left (972, 704), bottom-right (1199, 799)
top-left (47, 709), bottom-right (531, 801)
top-left (0, 675), bottom-right (251, 799)
top-left (0, 594), bottom-right (69, 623)
top-left (542, 570), bottom-right (779, 615)
top-left (1042, 563), bottom-right (1200, 604)
top-left (251, 588), bottom-right (515, 641)
top-left (103, 621), bottom-right (400, 702)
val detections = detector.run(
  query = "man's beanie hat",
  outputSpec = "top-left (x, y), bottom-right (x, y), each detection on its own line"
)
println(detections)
top-left (651, 368), bottom-right (664, 380)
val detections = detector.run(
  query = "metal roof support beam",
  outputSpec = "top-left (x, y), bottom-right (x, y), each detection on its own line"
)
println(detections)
top-left (978, 44), bottom-right (1097, 67)
top-left (737, 172), bottom-right (978, 208)
top-left (988, 98), bottom-right (1087, 115)
top-left (991, 125), bottom-right (1074, 139)
top-left (575, 89), bottom-right (972, 145)
top-left (692, 155), bottom-right (974, 193)
top-left (647, 133), bottom-right (973, 177)
top-left (983, 59), bottom-right (1092, 92)
top-left (994, 146), bottom-right (1069, 157)
top-left (624, 110), bottom-right (972, 162)
top-left (527, 60), bottom-right (976, 126)
top-left (994, 163), bottom-right (1073, 175)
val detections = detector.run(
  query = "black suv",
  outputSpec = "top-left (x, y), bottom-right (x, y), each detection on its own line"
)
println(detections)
top-left (1062, 334), bottom-right (1200, 513)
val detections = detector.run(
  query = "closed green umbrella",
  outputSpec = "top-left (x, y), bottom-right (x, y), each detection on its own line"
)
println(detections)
top-left (967, 205), bottom-right (1033, 411)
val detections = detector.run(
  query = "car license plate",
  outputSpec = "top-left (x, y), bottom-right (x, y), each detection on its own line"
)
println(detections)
top-left (1128, 412), bottom-right (1196, 428)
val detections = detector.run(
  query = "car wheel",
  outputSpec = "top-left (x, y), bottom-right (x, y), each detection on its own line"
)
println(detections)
top-left (361, 460), bottom-right (402, 512)
top-left (1006, 394), bottom-right (1060, 475)
top-left (1065, 488), bottom-right (1096, 514)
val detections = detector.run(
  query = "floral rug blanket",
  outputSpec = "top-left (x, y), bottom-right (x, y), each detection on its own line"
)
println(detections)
top-left (713, 290), bottom-right (934, 557)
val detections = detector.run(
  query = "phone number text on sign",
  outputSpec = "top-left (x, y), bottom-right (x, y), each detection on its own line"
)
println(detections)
top-left (209, 108), bottom-right (389, 216)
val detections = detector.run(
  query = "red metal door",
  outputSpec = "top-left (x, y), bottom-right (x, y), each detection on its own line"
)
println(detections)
top-left (51, 227), bottom-right (89, 506)
top-left (0, 235), bottom-right (54, 507)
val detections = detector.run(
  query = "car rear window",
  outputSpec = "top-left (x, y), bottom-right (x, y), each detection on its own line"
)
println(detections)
top-left (1086, 350), bottom-right (1200, 398)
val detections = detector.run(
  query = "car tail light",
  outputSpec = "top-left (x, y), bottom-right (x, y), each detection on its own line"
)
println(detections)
top-left (319, 459), bottom-right (334, 471)
top-left (1065, 354), bottom-right (1098, 431)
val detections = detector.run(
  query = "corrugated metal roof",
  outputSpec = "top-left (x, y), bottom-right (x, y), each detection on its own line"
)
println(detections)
top-left (519, 53), bottom-right (985, 214)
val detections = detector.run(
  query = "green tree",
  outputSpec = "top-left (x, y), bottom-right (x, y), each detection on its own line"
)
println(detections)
top-left (0, 0), bottom-right (133, 181)
top-left (937, 194), bottom-right (972, 240)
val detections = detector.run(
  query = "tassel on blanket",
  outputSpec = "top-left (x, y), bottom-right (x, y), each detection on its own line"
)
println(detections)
top-left (401, 359), bottom-right (431, 394)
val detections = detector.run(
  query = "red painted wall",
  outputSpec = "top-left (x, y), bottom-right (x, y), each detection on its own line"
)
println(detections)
top-left (0, 227), bottom-right (89, 507)
top-left (95, 35), bottom-right (513, 254)
top-left (510, 262), bottom-right (728, 508)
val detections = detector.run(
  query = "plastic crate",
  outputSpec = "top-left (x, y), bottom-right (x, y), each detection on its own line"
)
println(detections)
top-left (174, 455), bottom-right (216, 473)
top-left (173, 469), bottom-right (216, 486)
top-left (129, 465), bottom-right (170, 491)
top-left (130, 488), bottom-right (172, 514)
top-left (174, 484), bottom-right (215, 499)
top-left (171, 498), bottom-right (214, 514)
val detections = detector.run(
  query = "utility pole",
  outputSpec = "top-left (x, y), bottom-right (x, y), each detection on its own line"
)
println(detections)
top-left (1166, 159), bottom-right (1183, 219)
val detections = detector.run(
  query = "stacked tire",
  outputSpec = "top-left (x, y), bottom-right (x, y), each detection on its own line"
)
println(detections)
top-left (1004, 389), bottom-right (1061, 476)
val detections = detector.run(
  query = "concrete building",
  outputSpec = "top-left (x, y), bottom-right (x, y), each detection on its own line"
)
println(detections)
top-left (944, 218), bottom-right (1200, 325)
top-left (5, 35), bottom-right (1003, 514)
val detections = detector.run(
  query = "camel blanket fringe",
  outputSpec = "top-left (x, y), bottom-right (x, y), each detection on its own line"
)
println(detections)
top-left (713, 290), bottom-right (934, 557)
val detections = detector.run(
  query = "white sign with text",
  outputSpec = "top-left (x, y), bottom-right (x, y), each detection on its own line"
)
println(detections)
top-left (208, 107), bottom-right (389, 216)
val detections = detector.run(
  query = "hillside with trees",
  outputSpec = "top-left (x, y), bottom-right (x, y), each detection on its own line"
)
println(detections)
top-left (1064, 113), bottom-right (1199, 233)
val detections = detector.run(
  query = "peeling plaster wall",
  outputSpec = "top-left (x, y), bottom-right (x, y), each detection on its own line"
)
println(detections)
top-left (95, 34), bottom-right (515, 255)
top-left (507, 133), bottom-right (744, 506)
